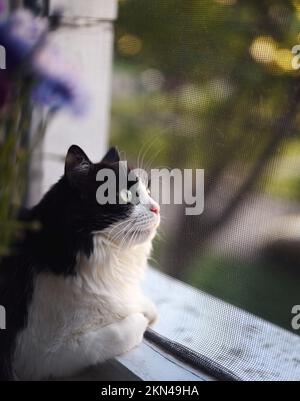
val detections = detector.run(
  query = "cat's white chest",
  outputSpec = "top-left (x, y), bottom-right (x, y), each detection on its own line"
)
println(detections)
top-left (13, 239), bottom-right (151, 380)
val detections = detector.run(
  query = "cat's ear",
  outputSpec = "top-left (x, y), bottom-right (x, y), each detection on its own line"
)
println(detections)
top-left (65, 145), bottom-right (91, 179)
top-left (101, 147), bottom-right (120, 164)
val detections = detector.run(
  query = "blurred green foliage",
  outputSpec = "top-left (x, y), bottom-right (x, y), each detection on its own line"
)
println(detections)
top-left (0, 83), bottom-right (31, 256)
top-left (186, 254), bottom-right (300, 331)
top-left (113, 0), bottom-right (300, 173)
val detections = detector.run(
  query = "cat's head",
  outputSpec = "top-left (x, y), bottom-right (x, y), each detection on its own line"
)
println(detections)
top-left (63, 145), bottom-right (160, 248)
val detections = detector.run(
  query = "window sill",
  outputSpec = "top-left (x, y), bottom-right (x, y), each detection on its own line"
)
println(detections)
top-left (65, 335), bottom-right (213, 382)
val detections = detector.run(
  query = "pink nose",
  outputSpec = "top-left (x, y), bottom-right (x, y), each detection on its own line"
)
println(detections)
top-left (150, 205), bottom-right (160, 215)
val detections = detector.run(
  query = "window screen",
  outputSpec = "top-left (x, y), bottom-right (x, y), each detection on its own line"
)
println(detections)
top-left (111, 0), bottom-right (300, 380)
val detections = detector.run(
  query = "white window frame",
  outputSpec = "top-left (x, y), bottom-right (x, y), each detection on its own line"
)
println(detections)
top-left (27, 0), bottom-right (117, 206)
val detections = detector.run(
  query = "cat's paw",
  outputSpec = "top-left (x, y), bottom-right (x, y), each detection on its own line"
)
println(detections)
top-left (140, 297), bottom-right (158, 326)
top-left (117, 312), bottom-right (148, 354)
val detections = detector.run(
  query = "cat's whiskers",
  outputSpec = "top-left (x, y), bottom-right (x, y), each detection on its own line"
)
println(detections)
top-left (108, 220), bottom-right (134, 245)
top-left (137, 136), bottom-right (156, 171)
top-left (129, 228), bottom-right (140, 249)
top-left (104, 218), bottom-right (132, 237)
top-left (118, 221), bottom-right (137, 251)
top-left (138, 136), bottom-right (159, 171)
top-left (144, 147), bottom-right (162, 172)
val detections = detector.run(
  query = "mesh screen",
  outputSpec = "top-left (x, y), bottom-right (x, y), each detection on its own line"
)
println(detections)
top-left (112, 0), bottom-right (300, 380)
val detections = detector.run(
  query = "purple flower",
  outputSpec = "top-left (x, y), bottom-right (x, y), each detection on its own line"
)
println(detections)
top-left (32, 44), bottom-right (89, 115)
top-left (0, 9), bottom-right (48, 70)
top-left (0, 9), bottom-right (89, 115)
top-left (0, 0), bottom-right (6, 15)
top-left (32, 77), bottom-right (87, 115)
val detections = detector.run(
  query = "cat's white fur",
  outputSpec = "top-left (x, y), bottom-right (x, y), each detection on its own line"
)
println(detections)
top-left (13, 183), bottom-right (159, 380)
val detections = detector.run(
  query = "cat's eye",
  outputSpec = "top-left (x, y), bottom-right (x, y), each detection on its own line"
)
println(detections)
top-left (120, 189), bottom-right (132, 203)
top-left (147, 188), bottom-right (151, 195)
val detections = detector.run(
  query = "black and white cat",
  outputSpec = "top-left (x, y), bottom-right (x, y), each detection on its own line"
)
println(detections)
top-left (0, 145), bottom-right (160, 381)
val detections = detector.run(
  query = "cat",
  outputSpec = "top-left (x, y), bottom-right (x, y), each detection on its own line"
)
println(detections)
top-left (0, 145), bottom-right (160, 381)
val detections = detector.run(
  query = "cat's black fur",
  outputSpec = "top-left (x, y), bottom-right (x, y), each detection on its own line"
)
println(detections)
top-left (0, 145), bottom-right (136, 380)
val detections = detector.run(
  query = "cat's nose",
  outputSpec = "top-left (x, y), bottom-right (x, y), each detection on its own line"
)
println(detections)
top-left (150, 204), bottom-right (160, 215)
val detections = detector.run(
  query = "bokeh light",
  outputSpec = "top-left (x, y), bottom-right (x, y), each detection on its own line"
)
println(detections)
top-left (274, 48), bottom-right (294, 71)
top-left (249, 36), bottom-right (277, 64)
top-left (117, 34), bottom-right (142, 56)
top-left (214, 0), bottom-right (237, 5)
top-left (140, 69), bottom-right (165, 92)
